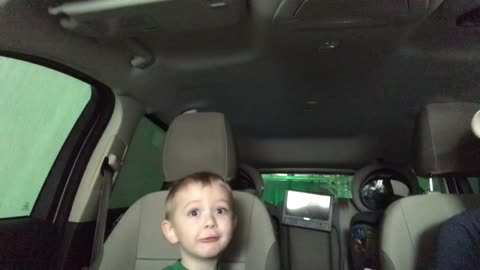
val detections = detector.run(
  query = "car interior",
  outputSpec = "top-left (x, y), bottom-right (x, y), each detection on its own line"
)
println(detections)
top-left (1, 0), bottom-right (480, 270)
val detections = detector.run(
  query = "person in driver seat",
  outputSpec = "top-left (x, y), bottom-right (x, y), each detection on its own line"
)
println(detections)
top-left (433, 208), bottom-right (480, 270)
top-left (161, 171), bottom-right (237, 270)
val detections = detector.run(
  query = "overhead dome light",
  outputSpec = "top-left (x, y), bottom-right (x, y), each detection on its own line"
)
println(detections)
top-left (471, 110), bottom-right (480, 138)
top-left (318, 40), bottom-right (340, 50)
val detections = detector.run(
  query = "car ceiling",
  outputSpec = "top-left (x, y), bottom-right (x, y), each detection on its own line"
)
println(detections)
top-left (2, 0), bottom-right (480, 170)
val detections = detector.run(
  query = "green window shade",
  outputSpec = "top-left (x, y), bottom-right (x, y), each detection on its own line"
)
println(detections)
top-left (261, 174), bottom-right (353, 206)
top-left (0, 57), bottom-right (91, 218)
top-left (109, 118), bottom-right (166, 209)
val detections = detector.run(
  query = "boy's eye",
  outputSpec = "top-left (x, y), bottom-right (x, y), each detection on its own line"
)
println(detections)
top-left (188, 209), bottom-right (199, 217)
top-left (216, 208), bottom-right (229, 215)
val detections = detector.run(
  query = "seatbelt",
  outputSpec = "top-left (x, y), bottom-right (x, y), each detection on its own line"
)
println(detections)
top-left (279, 224), bottom-right (290, 270)
top-left (83, 154), bottom-right (120, 270)
top-left (331, 199), bottom-right (342, 270)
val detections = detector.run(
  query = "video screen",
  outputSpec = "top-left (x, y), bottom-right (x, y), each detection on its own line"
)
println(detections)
top-left (285, 191), bottom-right (331, 221)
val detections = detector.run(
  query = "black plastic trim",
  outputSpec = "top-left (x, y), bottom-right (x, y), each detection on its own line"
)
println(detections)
top-left (445, 177), bottom-right (458, 194)
top-left (146, 113), bottom-right (169, 131)
top-left (54, 221), bottom-right (96, 270)
top-left (453, 176), bottom-right (473, 194)
top-left (0, 217), bottom-right (58, 270)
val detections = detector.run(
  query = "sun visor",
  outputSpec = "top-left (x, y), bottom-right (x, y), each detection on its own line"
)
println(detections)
top-left (414, 102), bottom-right (480, 176)
top-left (49, 0), bottom-right (246, 37)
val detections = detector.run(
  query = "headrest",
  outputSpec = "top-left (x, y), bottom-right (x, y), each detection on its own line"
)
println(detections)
top-left (162, 112), bottom-right (237, 181)
top-left (414, 102), bottom-right (480, 176)
top-left (230, 164), bottom-right (264, 197)
top-left (352, 161), bottom-right (419, 212)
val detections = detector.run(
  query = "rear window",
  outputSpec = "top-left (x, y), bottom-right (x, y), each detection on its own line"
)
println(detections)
top-left (417, 177), bottom-right (446, 193)
top-left (261, 173), bottom-right (353, 206)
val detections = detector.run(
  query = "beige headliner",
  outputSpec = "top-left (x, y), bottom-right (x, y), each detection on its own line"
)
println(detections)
top-left (2, 0), bottom-right (480, 169)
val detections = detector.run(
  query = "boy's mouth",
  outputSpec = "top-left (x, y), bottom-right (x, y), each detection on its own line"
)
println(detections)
top-left (199, 236), bottom-right (220, 243)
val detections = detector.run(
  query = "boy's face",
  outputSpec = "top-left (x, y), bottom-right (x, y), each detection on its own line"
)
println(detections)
top-left (162, 181), bottom-right (237, 260)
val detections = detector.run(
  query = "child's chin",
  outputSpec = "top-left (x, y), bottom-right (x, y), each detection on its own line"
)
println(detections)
top-left (196, 247), bottom-right (223, 259)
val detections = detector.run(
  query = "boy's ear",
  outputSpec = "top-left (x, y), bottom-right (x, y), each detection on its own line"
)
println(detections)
top-left (161, 220), bottom-right (179, 244)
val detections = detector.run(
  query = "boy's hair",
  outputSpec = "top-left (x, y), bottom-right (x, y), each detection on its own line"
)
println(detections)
top-left (164, 171), bottom-right (234, 220)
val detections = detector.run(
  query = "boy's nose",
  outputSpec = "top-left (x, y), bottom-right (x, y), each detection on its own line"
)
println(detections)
top-left (204, 213), bottom-right (217, 228)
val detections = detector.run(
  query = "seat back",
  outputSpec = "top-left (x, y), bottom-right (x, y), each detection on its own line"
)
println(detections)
top-left (230, 163), bottom-right (265, 197)
top-left (99, 112), bottom-right (279, 270)
top-left (380, 194), bottom-right (480, 270)
top-left (381, 103), bottom-right (480, 270)
top-left (101, 191), bottom-right (279, 270)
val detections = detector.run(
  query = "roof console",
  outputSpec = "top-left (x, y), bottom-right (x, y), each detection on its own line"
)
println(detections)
top-left (274, 0), bottom-right (444, 29)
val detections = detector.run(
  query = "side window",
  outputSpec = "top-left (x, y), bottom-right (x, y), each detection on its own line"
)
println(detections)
top-left (0, 56), bottom-right (91, 219)
top-left (109, 118), bottom-right (166, 209)
top-left (261, 174), bottom-right (353, 206)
